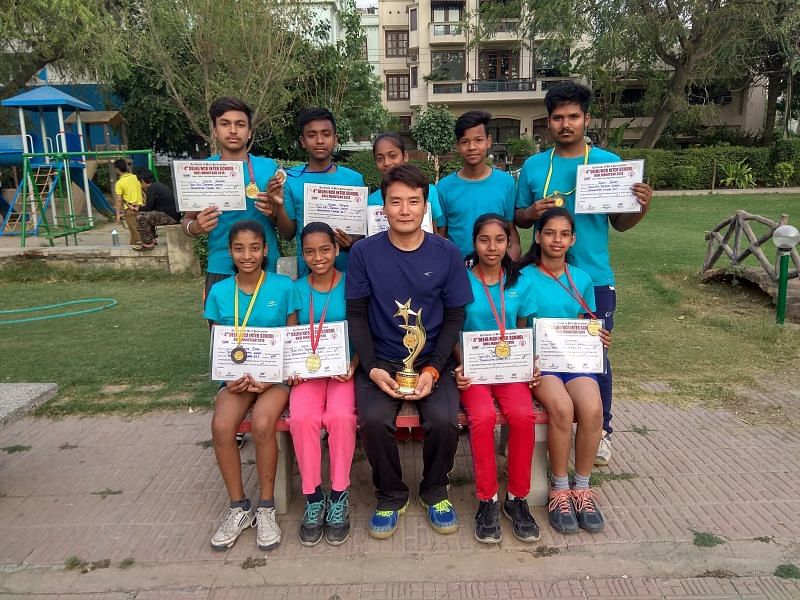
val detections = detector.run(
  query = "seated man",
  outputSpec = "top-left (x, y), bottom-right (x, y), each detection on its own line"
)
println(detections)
top-left (133, 168), bottom-right (181, 250)
top-left (346, 164), bottom-right (473, 539)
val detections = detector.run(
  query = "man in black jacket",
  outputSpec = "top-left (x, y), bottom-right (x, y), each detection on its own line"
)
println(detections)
top-left (133, 168), bottom-right (180, 250)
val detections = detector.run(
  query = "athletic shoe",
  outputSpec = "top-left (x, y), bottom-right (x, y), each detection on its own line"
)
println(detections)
top-left (474, 499), bottom-right (502, 544)
top-left (210, 505), bottom-right (254, 550)
top-left (420, 497), bottom-right (459, 534)
top-left (368, 500), bottom-right (408, 539)
top-left (595, 431), bottom-right (612, 466)
top-left (572, 488), bottom-right (605, 533)
top-left (235, 432), bottom-right (245, 449)
top-left (299, 495), bottom-right (327, 546)
top-left (325, 491), bottom-right (351, 546)
top-left (547, 489), bottom-right (579, 534)
top-left (502, 496), bottom-right (540, 542)
top-left (255, 506), bottom-right (281, 550)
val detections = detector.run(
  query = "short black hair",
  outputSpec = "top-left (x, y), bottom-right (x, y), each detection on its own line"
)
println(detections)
top-left (209, 96), bottom-right (253, 127)
top-left (297, 107), bottom-right (336, 135)
top-left (301, 221), bottom-right (337, 247)
top-left (112, 159), bottom-right (128, 172)
top-left (372, 132), bottom-right (406, 155)
top-left (380, 163), bottom-right (429, 203)
top-left (544, 81), bottom-right (592, 115)
top-left (228, 219), bottom-right (268, 272)
top-left (455, 110), bottom-right (491, 140)
top-left (135, 168), bottom-right (155, 184)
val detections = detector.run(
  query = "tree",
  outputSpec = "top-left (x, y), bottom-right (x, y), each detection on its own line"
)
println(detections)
top-left (410, 105), bottom-right (456, 182)
top-left (0, 0), bottom-right (128, 102)
top-left (133, 0), bottom-right (316, 147)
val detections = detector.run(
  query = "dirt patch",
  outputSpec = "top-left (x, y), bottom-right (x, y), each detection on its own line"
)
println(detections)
top-left (137, 384), bottom-right (165, 392)
top-left (101, 384), bottom-right (129, 394)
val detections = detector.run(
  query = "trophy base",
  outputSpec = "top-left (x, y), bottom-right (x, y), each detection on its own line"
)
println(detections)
top-left (395, 371), bottom-right (418, 395)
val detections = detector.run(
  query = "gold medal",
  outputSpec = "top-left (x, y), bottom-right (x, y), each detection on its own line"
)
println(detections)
top-left (275, 167), bottom-right (287, 185)
top-left (245, 182), bottom-right (259, 199)
top-left (553, 194), bottom-right (564, 207)
top-left (586, 319), bottom-right (601, 336)
top-left (305, 353), bottom-right (322, 372)
top-left (231, 346), bottom-right (248, 364)
top-left (495, 340), bottom-right (511, 359)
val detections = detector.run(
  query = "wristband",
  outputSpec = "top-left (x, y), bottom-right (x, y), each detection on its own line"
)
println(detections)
top-left (421, 366), bottom-right (440, 383)
top-left (184, 219), bottom-right (197, 238)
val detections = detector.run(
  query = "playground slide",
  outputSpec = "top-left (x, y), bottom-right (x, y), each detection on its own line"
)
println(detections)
top-left (69, 168), bottom-right (115, 217)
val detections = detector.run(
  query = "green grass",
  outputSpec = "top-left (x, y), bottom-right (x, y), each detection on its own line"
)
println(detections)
top-left (118, 557), bottom-right (135, 569)
top-left (589, 471), bottom-right (638, 486)
top-left (1, 445), bottom-right (31, 454)
top-left (92, 488), bottom-right (122, 499)
top-left (693, 530), bottom-right (725, 548)
top-left (774, 564), bottom-right (800, 579)
top-left (0, 194), bottom-right (798, 416)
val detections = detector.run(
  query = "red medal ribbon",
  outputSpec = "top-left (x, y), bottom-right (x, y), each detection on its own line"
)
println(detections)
top-left (308, 272), bottom-right (337, 354)
top-left (538, 264), bottom-right (597, 319)
top-left (475, 266), bottom-right (506, 340)
top-left (246, 155), bottom-right (256, 186)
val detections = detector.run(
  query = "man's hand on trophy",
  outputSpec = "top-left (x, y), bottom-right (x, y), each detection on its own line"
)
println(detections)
top-left (405, 371), bottom-right (434, 400)
top-left (370, 367), bottom-right (403, 398)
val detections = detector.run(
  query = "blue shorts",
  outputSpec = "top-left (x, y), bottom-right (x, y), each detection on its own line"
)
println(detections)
top-left (542, 372), bottom-right (598, 385)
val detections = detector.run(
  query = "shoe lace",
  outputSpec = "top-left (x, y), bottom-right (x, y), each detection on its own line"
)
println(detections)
top-left (256, 507), bottom-right (277, 530)
top-left (548, 490), bottom-right (573, 514)
top-left (431, 499), bottom-right (454, 513)
top-left (572, 488), bottom-right (600, 513)
top-left (219, 507), bottom-right (246, 536)
top-left (327, 492), bottom-right (348, 524)
top-left (303, 500), bottom-right (324, 523)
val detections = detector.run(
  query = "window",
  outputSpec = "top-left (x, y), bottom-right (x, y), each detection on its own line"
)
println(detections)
top-left (410, 66), bottom-right (418, 88)
top-left (361, 39), bottom-right (368, 61)
top-left (386, 74), bottom-right (410, 100)
top-left (432, 3), bottom-right (463, 35)
top-left (397, 116), bottom-right (412, 133)
top-left (478, 49), bottom-right (519, 80)
top-left (409, 8), bottom-right (417, 31)
top-left (386, 30), bottom-right (409, 57)
top-left (487, 118), bottom-right (520, 143)
top-left (534, 46), bottom-right (569, 78)
top-left (431, 50), bottom-right (466, 80)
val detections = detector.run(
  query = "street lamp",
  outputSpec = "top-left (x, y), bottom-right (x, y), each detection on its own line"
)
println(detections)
top-left (772, 224), bottom-right (800, 325)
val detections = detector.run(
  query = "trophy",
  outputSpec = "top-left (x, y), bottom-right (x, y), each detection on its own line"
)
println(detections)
top-left (394, 299), bottom-right (427, 394)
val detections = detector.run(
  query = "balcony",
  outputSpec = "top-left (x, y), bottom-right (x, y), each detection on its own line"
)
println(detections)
top-left (467, 78), bottom-right (534, 93)
top-left (480, 18), bottom-right (520, 42)
top-left (427, 77), bottom-right (577, 104)
top-left (429, 22), bottom-right (466, 44)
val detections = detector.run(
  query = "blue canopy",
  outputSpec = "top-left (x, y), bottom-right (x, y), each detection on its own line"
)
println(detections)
top-left (0, 85), bottom-right (94, 112)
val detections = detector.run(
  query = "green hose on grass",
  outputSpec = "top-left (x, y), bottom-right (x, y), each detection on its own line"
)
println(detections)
top-left (0, 298), bottom-right (118, 325)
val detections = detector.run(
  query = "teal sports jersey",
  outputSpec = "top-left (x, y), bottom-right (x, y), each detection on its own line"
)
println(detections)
top-left (520, 264), bottom-right (596, 320)
top-left (515, 146), bottom-right (621, 286)
top-left (294, 273), bottom-right (347, 325)
top-left (204, 272), bottom-right (300, 327)
top-left (463, 268), bottom-right (538, 332)
top-left (205, 154), bottom-right (281, 276)
top-left (368, 183), bottom-right (444, 226)
top-left (284, 165), bottom-right (366, 276)
top-left (437, 168), bottom-right (516, 257)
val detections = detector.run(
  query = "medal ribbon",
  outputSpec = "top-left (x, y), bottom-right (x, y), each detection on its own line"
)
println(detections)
top-left (475, 266), bottom-right (506, 340)
top-left (538, 264), bottom-right (597, 319)
top-left (543, 143), bottom-right (590, 199)
top-left (287, 162), bottom-right (336, 178)
top-left (308, 272), bottom-right (337, 354)
top-left (246, 155), bottom-right (256, 187)
top-left (234, 270), bottom-right (265, 345)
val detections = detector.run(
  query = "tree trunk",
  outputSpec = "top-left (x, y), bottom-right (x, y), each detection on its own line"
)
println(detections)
top-left (762, 71), bottom-right (783, 147)
top-left (637, 63), bottom-right (690, 149)
top-left (0, 53), bottom-right (53, 102)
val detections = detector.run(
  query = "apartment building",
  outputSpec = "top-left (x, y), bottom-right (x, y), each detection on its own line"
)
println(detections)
top-left (376, 0), bottom-right (767, 152)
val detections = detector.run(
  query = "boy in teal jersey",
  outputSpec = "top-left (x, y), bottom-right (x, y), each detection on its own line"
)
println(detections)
top-left (268, 107), bottom-right (365, 277)
top-left (181, 97), bottom-right (284, 301)
top-left (514, 82), bottom-right (653, 465)
top-left (437, 111), bottom-right (521, 260)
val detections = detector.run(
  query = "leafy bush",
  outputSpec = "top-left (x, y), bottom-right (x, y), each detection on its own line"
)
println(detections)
top-left (720, 159), bottom-right (755, 189)
top-left (770, 137), bottom-right (800, 185)
top-left (774, 162), bottom-right (795, 187)
top-left (343, 150), bottom-right (381, 190)
top-left (193, 234), bottom-right (208, 273)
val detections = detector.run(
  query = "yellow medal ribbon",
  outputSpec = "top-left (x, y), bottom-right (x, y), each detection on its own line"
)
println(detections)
top-left (543, 143), bottom-right (590, 200)
top-left (234, 270), bottom-right (265, 346)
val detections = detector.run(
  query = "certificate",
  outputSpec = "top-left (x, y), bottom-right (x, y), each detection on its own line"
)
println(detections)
top-left (172, 160), bottom-right (246, 212)
top-left (366, 204), bottom-right (434, 236)
top-left (575, 160), bottom-right (644, 214)
top-left (304, 184), bottom-right (368, 235)
top-left (283, 321), bottom-right (350, 379)
top-left (461, 329), bottom-right (534, 384)
top-left (534, 318), bottom-right (606, 374)
top-left (210, 325), bottom-right (285, 382)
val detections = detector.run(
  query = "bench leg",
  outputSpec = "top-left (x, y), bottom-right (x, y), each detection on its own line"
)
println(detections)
top-left (274, 431), bottom-right (294, 515)
top-left (527, 423), bottom-right (549, 507)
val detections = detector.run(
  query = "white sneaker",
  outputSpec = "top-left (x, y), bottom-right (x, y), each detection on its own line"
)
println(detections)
top-left (210, 505), bottom-right (254, 550)
top-left (595, 431), bottom-right (612, 466)
top-left (255, 506), bottom-right (282, 551)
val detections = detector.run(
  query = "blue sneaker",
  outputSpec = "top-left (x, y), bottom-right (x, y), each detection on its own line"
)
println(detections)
top-left (368, 500), bottom-right (408, 539)
top-left (420, 497), bottom-right (459, 534)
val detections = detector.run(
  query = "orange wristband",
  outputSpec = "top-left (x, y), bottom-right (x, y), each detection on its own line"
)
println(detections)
top-left (421, 366), bottom-right (440, 382)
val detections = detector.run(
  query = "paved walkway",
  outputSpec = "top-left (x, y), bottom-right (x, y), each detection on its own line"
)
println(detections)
top-left (0, 399), bottom-right (798, 598)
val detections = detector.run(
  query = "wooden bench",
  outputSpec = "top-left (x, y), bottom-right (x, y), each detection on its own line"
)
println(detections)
top-left (237, 401), bottom-right (550, 514)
